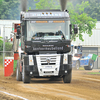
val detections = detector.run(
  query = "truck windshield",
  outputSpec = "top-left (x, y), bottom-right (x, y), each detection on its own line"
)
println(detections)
top-left (27, 21), bottom-right (70, 41)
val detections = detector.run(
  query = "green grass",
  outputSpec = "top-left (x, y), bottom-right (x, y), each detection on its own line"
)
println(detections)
top-left (87, 72), bottom-right (100, 75)
top-left (0, 55), bottom-right (3, 68)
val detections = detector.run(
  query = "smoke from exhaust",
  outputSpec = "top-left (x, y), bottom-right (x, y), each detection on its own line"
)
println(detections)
top-left (20, 0), bottom-right (27, 12)
top-left (60, 0), bottom-right (68, 11)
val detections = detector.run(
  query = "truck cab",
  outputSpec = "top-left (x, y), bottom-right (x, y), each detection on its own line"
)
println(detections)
top-left (16, 9), bottom-right (78, 83)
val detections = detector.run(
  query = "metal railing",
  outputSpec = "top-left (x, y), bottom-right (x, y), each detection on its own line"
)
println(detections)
top-left (0, 25), bottom-right (14, 67)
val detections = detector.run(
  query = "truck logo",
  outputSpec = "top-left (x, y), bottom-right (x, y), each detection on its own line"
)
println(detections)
top-left (46, 58), bottom-right (51, 63)
top-left (43, 45), bottom-right (54, 47)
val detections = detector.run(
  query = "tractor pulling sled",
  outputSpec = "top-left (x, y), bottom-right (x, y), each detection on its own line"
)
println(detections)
top-left (71, 45), bottom-right (98, 70)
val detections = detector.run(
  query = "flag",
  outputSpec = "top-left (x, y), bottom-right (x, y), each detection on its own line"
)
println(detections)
top-left (91, 54), bottom-right (98, 61)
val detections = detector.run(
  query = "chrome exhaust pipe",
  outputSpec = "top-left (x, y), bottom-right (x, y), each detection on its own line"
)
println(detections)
top-left (20, 0), bottom-right (27, 12)
top-left (60, 0), bottom-right (68, 11)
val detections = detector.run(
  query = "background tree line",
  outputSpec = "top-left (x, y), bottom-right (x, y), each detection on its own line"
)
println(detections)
top-left (0, 0), bottom-right (100, 20)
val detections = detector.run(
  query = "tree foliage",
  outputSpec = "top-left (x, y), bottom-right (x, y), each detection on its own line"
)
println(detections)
top-left (0, 37), bottom-right (12, 55)
top-left (0, 0), bottom-right (43, 19)
top-left (67, 1), bottom-right (97, 41)
top-left (85, 0), bottom-right (100, 21)
top-left (0, 37), bottom-right (3, 53)
top-left (34, 0), bottom-right (59, 9)
top-left (5, 42), bottom-right (12, 51)
top-left (70, 0), bottom-right (100, 21)
top-left (0, 0), bottom-right (100, 21)
top-left (0, 0), bottom-right (20, 20)
top-left (28, 0), bottom-right (37, 10)
top-left (0, 36), bottom-right (12, 66)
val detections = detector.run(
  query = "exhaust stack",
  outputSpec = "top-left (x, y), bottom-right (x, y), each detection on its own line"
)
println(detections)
top-left (21, 0), bottom-right (27, 12)
top-left (60, 0), bottom-right (68, 11)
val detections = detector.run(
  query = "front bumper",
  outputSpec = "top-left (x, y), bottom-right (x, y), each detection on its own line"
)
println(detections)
top-left (25, 64), bottom-right (72, 76)
top-left (23, 54), bottom-right (72, 77)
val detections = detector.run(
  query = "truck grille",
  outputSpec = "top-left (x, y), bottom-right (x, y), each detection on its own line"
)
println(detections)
top-left (40, 56), bottom-right (57, 65)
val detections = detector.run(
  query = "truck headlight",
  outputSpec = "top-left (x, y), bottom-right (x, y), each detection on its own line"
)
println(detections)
top-left (63, 54), bottom-right (68, 64)
top-left (29, 55), bottom-right (34, 65)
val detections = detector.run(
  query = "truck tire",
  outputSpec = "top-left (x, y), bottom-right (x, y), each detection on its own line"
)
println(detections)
top-left (75, 61), bottom-right (80, 70)
top-left (63, 71), bottom-right (72, 83)
top-left (84, 59), bottom-right (94, 70)
top-left (22, 61), bottom-right (30, 83)
top-left (16, 59), bottom-right (22, 81)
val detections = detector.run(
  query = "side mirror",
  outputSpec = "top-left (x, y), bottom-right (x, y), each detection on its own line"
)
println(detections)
top-left (74, 24), bottom-right (78, 34)
top-left (70, 24), bottom-right (72, 34)
top-left (16, 25), bottom-right (21, 39)
top-left (17, 25), bottom-right (21, 35)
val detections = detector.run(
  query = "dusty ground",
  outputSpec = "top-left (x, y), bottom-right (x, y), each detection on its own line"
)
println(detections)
top-left (0, 68), bottom-right (100, 100)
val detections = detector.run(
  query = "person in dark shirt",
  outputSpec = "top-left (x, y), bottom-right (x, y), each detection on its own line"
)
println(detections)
top-left (57, 26), bottom-right (65, 40)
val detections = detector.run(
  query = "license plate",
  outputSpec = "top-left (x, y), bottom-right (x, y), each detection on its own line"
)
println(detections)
top-left (45, 66), bottom-right (52, 68)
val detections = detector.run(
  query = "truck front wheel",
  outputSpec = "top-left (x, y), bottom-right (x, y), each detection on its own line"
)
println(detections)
top-left (16, 59), bottom-right (22, 81)
top-left (22, 62), bottom-right (30, 83)
top-left (63, 72), bottom-right (72, 83)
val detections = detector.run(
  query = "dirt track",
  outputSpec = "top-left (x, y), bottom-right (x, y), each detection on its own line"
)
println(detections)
top-left (0, 68), bottom-right (100, 100)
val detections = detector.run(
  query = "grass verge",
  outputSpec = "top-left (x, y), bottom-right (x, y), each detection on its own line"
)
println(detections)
top-left (0, 55), bottom-right (3, 68)
top-left (87, 72), bottom-right (100, 75)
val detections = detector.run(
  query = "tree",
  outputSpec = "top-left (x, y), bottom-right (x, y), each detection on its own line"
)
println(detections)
top-left (0, 0), bottom-right (20, 20)
top-left (28, 0), bottom-right (37, 10)
top-left (35, 0), bottom-right (97, 41)
top-left (67, 1), bottom-right (97, 41)
top-left (0, 37), bottom-right (3, 50)
top-left (85, 0), bottom-right (100, 21)
top-left (34, 0), bottom-right (59, 9)
top-left (0, 36), bottom-right (3, 66)
top-left (0, 36), bottom-right (12, 55)
top-left (70, 0), bottom-right (100, 21)
top-left (0, 0), bottom-right (3, 5)
top-left (0, 37), bottom-right (3, 55)
top-left (0, 0), bottom-right (41, 20)
top-left (0, 36), bottom-right (13, 66)
top-left (0, 36), bottom-right (2, 42)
